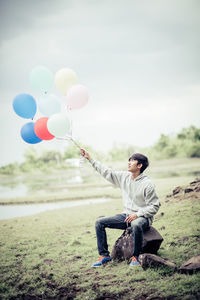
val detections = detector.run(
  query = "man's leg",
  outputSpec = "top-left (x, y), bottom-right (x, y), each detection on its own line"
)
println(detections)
top-left (95, 213), bottom-right (127, 256)
top-left (131, 217), bottom-right (149, 258)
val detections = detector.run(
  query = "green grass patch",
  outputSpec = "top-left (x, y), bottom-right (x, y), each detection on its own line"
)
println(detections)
top-left (0, 158), bottom-right (200, 299)
top-left (0, 185), bottom-right (200, 299)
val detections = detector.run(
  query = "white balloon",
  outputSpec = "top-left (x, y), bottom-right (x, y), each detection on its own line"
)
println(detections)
top-left (38, 94), bottom-right (61, 117)
top-left (47, 113), bottom-right (70, 137)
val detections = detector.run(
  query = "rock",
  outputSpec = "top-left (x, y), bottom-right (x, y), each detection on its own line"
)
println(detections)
top-left (166, 194), bottom-right (171, 198)
top-left (138, 253), bottom-right (176, 270)
top-left (111, 226), bottom-right (163, 261)
top-left (177, 236), bottom-right (189, 243)
top-left (194, 186), bottom-right (200, 192)
top-left (173, 186), bottom-right (182, 195)
top-left (73, 255), bottom-right (82, 259)
top-left (184, 188), bottom-right (194, 193)
top-left (165, 178), bottom-right (200, 202)
top-left (179, 255), bottom-right (200, 274)
top-left (155, 212), bottom-right (164, 220)
top-left (190, 179), bottom-right (200, 185)
top-left (159, 226), bottom-right (165, 230)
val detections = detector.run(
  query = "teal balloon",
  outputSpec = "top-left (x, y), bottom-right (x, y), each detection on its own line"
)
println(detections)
top-left (21, 122), bottom-right (42, 144)
top-left (30, 66), bottom-right (54, 93)
top-left (13, 93), bottom-right (37, 119)
top-left (38, 94), bottom-right (61, 117)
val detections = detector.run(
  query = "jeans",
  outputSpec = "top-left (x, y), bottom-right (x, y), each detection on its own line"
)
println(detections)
top-left (95, 213), bottom-right (149, 257)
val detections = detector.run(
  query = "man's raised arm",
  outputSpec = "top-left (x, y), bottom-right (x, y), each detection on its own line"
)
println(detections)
top-left (80, 148), bottom-right (124, 188)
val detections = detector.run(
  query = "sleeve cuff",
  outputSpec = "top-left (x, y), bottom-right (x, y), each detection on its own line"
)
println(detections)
top-left (89, 158), bottom-right (95, 165)
top-left (136, 211), bottom-right (144, 217)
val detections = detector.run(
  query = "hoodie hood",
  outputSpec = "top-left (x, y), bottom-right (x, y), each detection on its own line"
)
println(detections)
top-left (133, 172), bottom-right (148, 182)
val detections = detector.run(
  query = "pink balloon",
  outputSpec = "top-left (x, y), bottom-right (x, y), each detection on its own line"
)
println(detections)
top-left (66, 84), bottom-right (89, 110)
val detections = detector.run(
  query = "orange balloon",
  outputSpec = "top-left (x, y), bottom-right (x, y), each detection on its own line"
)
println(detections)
top-left (34, 117), bottom-right (54, 140)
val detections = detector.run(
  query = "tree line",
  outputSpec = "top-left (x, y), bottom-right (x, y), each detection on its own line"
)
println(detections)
top-left (1, 125), bottom-right (200, 175)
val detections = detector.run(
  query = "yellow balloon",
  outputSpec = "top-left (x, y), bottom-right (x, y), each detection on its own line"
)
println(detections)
top-left (55, 68), bottom-right (78, 95)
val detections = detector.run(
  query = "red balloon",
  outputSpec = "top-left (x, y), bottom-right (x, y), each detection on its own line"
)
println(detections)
top-left (34, 117), bottom-right (54, 140)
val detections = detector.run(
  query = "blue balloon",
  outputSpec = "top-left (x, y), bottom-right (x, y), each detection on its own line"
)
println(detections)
top-left (20, 122), bottom-right (42, 144)
top-left (13, 93), bottom-right (37, 119)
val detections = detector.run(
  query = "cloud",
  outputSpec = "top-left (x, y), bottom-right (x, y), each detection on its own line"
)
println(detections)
top-left (0, 0), bottom-right (200, 165)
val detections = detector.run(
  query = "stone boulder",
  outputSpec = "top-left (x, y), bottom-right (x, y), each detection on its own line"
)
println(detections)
top-left (179, 255), bottom-right (200, 274)
top-left (138, 253), bottom-right (176, 270)
top-left (111, 226), bottom-right (163, 261)
top-left (165, 178), bottom-right (200, 202)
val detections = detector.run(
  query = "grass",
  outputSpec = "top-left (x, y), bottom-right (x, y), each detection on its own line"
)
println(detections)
top-left (0, 158), bottom-right (200, 299)
top-left (0, 196), bottom-right (199, 299)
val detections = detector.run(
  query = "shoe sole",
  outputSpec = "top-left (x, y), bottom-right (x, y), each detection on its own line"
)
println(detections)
top-left (91, 260), bottom-right (112, 268)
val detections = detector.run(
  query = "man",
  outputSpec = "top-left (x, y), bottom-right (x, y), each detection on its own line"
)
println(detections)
top-left (80, 149), bottom-right (160, 267)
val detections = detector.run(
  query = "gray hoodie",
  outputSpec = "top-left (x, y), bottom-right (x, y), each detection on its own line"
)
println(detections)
top-left (89, 159), bottom-right (160, 225)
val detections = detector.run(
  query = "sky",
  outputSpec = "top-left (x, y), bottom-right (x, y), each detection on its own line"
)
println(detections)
top-left (0, 0), bottom-right (200, 166)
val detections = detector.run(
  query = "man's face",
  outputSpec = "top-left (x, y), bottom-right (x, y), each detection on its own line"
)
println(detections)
top-left (128, 159), bottom-right (142, 173)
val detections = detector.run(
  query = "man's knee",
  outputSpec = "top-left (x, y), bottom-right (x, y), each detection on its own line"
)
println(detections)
top-left (95, 217), bottom-right (104, 228)
top-left (131, 222), bottom-right (141, 232)
top-left (131, 217), bottom-right (149, 232)
top-left (131, 218), bottom-right (143, 229)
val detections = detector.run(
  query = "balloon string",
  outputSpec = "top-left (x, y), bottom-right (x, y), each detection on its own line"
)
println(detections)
top-left (70, 136), bottom-right (81, 149)
top-left (56, 136), bottom-right (81, 150)
top-left (56, 108), bottom-right (82, 154)
top-left (68, 108), bottom-right (73, 137)
top-left (65, 107), bottom-right (81, 148)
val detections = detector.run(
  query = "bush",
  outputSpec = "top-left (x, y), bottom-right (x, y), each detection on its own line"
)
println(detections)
top-left (0, 163), bottom-right (19, 175)
top-left (151, 126), bottom-right (200, 159)
top-left (186, 141), bottom-right (200, 158)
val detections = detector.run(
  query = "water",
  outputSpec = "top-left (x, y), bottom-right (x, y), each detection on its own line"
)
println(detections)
top-left (0, 198), bottom-right (110, 220)
top-left (0, 184), bottom-right (28, 199)
top-left (0, 175), bottom-right (83, 199)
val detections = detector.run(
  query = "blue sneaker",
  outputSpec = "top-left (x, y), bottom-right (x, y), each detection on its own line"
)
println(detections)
top-left (129, 256), bottom-right (140, 266)
top-left (92, 256), bottom-right (112, 267)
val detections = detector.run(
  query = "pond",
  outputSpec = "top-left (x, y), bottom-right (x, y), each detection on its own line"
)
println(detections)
top-left (0, 198), bottom-right (110, 220)
top-left (0, 184), bottom-right (28, 199)
top-left (0, 174), bottom-right (83, 199)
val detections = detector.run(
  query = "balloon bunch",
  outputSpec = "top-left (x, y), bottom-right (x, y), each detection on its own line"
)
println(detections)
top-left (12, 66), bottom-right (89, 145)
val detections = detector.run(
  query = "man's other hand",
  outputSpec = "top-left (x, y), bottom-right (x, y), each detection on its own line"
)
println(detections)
top-left (125, 214), bottom-right (138, 223)
top-left (80, 148), bottom-right (91, 161)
